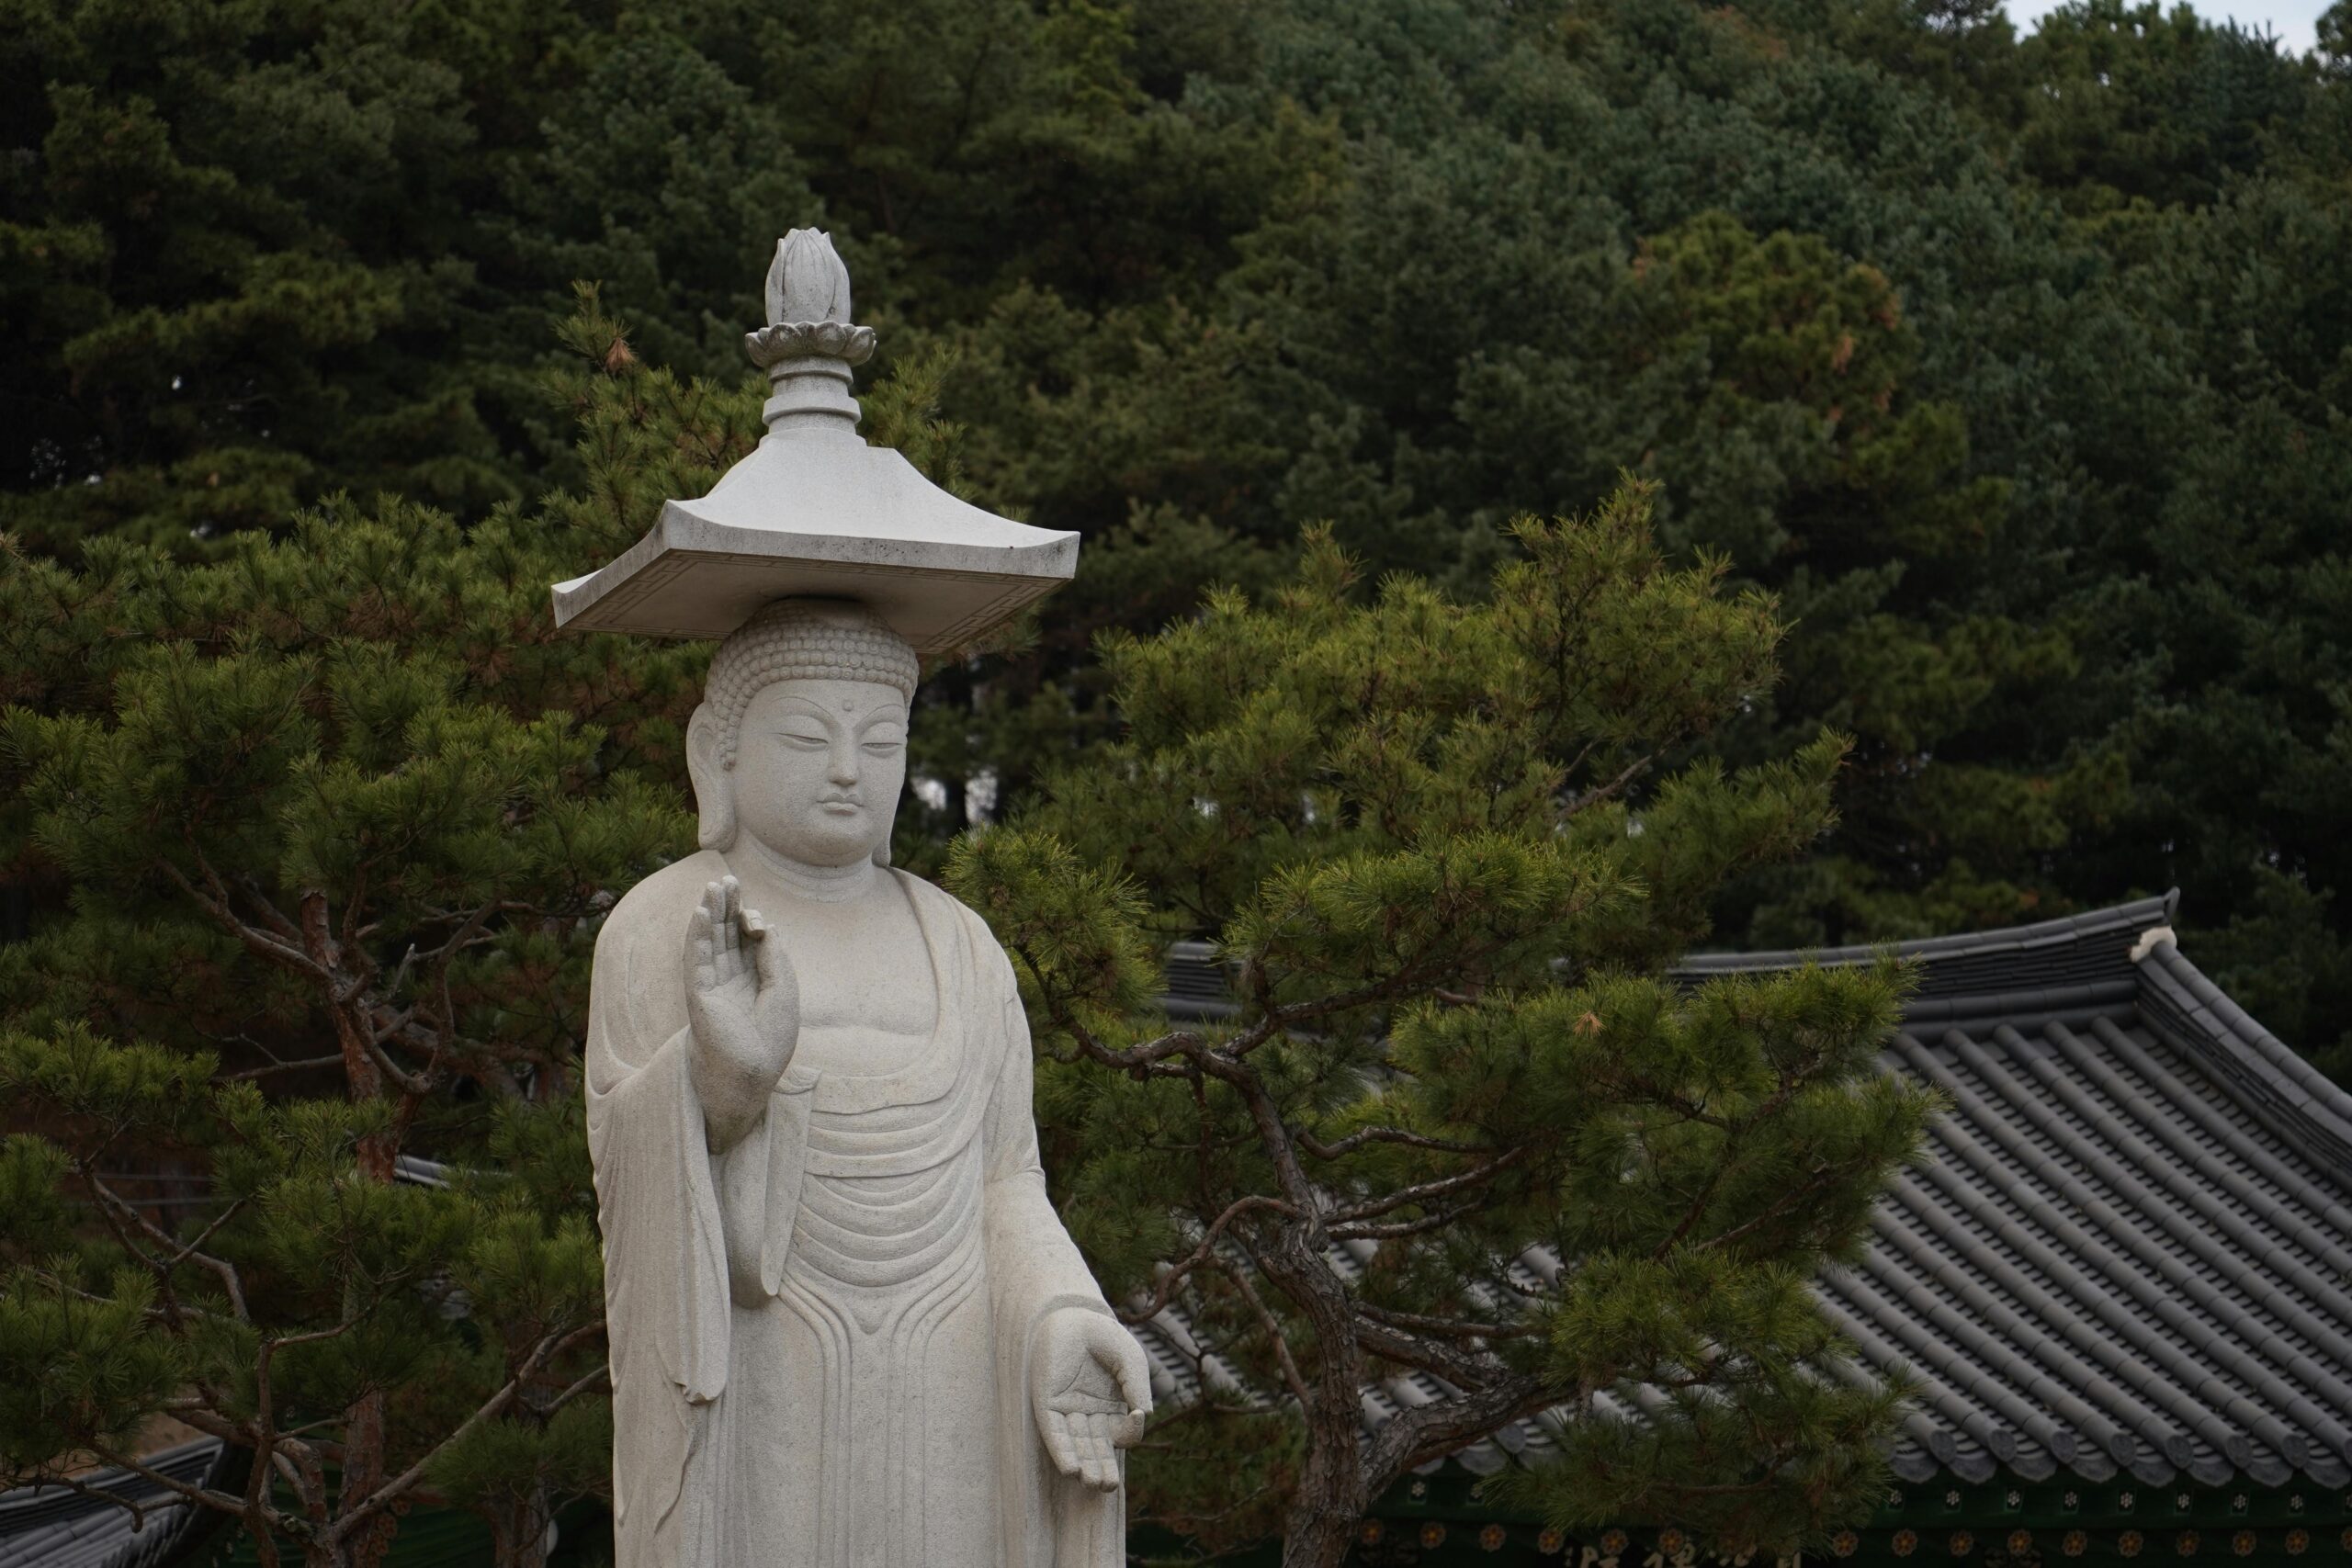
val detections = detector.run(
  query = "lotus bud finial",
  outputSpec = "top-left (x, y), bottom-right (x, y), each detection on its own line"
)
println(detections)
top-left (765, 229), bottom-right (852, 325)
top-left (748, 230), bottom-right (876, 372)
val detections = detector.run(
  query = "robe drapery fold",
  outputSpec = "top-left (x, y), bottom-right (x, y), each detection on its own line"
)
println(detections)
top-left (586, 852), bottom-right (1125, 1568)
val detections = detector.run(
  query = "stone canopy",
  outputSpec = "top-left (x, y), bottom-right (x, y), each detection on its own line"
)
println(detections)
top-left (548, 230), bottom-right (1078, 655)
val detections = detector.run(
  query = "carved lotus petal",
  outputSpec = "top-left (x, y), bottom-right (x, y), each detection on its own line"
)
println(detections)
top-left (744, 321), bottom-right (877, 368)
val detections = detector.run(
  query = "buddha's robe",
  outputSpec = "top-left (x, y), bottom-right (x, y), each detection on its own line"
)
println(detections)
top-left (585, 852), bottom-right (1126, 1568)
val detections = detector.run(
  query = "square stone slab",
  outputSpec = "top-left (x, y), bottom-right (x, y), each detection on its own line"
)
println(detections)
top-left (549, 437), bottom-right (1079, 656)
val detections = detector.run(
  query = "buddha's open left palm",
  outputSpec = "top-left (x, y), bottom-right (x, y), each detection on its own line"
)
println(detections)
top-left (1032, 1306), bottom-right (1152, 1493)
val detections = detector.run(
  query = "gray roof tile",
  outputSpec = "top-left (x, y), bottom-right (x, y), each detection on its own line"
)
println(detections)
top-left (0, 1442), bottom-right (230, 1568)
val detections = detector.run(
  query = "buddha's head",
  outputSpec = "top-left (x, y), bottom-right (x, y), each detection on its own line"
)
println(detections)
top-left (686, 600), bottom-right (918, 867)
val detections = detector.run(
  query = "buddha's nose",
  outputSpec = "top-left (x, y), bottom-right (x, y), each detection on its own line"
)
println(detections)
top-left (828, 739), bottom-right (859, 788)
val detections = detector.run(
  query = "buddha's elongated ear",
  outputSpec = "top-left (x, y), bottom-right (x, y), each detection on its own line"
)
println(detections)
top-left (686, 704), bottom-right (735, 852)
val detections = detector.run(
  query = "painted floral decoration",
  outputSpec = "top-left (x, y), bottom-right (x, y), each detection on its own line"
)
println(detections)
top-left (1480, 1523), bottom-right (1507, 1552)
top-left (2283, 1529), bottom-right (2308, 1555)
top-left (1538, 1528), bottom-right (1566, 1555)
top-left (1894, 1529), bottom-right (1919, 1557)
top-left (2120, 1529), bottom-right (2144, 1557)
top-left (2007, 1530), bottom-right (2032, 1554)
top-left (1600, 1529), bottom-right (1629, 1555)
top-left (1950, 1530), bottom-right (1973, 1556)
top-left (1832, 1530), bottom-right (1860, 1557)
top-left (1421, 1523), bottom-right (1447, 1550)
top-left (2064, 1530), bottom-right (2089, 1556)
top-left (2231, 1531), bottom-right (2256, 1556)
top-left (1358, 1520), bottom-right (1384, 1547)
top-left (2176, 1531), bottom-right (2199, 1556)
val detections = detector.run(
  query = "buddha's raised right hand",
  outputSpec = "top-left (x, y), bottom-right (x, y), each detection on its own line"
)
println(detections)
top-left (684, 874), bottom-right (800, 1147)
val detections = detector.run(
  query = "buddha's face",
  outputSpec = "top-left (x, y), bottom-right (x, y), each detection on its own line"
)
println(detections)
top-left (727, 678), bottom-right (909, 867)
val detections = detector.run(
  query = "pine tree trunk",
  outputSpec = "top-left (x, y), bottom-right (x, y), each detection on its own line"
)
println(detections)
top-left (487, 1490), bottom-right (554, 1568)
top-left (341, 1388), bottom-right (390, 1568)
top-left (1280, 1494), bottom-right (1363, 1568)
top-left (1278, 1397), bottom-right (1372, 1568)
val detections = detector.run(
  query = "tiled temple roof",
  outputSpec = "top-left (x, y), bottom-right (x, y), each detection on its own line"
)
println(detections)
top-left (1144, 895), bottom-right (2352, 1492)
top-left (0, 1441), bottom-right (233, 1568)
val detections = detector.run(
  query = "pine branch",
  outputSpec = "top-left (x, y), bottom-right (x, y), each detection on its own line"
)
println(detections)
top-left (1325, 1147), bottom-right (1527, 1226)
top-left (1119, 1194), bottom-right (1304, 1326)
top-left (1352, 1301), bottom-right (1541, 1342)
top-left (61, 1451), bottom-right (248, 1523)
top-left (226, 1055), bottom-right (347, 1080)
top-left (1328, 1199), bottom-right (1482, 1242)
top-left (1693, 1165), bottom-right (1844, 1255)
top-left (164, 860), bottom-right (329, 985)
top-left (1208, 1254), bottom-right (1311, 1411)
top-left (1350, 1316), bottom-right (1511, 1391)
top-left (1297, 1125), bottom-right (1491, 1159)
top-left (361, 1032), bottom-right (434, 1099)
top-left (232, 875), bottom-right (303, 942)
top-left (1563, 749), bottom-right (1657, 816)
top-left (333, 1320), bottom-right (604, 1540)
top-left (242, 1313), bottom-right (370, 1544)
top-left (80, 1169), bottom-right (249, 1322)
top-left (1657, 1055), bottom-right (1823, 1257)
top-left (157, 1404), bottom-right (253, 1444)
top-left (540, 1360), bottom-right (612, 1416)
top-left (1358, 1368), bottom-right (1558, 1489)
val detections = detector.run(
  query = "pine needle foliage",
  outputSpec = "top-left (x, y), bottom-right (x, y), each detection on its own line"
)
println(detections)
top-left (948, 487), bottom-right (1939, 1568)
top-left (0, 302), bottom-right (768, 1568)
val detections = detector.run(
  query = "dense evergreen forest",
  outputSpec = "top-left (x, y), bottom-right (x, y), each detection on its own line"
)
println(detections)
top-left (4, 0), bottom-right (2348, 1081)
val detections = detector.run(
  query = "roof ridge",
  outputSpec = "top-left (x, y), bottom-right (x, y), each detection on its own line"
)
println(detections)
top-left (1674, 894), bottom-right (2177, 975)
top-left (2133, 938), bottom-right (2352, 1183)
top-left (1671, 895), bottom-right (2179, 1014)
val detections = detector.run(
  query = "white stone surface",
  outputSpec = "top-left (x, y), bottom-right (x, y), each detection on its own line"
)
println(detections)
top-left (550, 231), bottom-right (1078, 652)
top-left (585, 601), bottom-right (1147, 1568)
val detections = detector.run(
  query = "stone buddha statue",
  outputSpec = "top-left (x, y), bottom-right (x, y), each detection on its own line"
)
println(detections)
top-left (583, 598), bottom-right (1150, 1568)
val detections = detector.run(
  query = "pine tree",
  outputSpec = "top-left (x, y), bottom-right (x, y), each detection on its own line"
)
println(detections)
top-left (0, 301), bottom-right (747, 1568)
top-left (0, 0), bottom-right (523, 551)
top-left (915, 0), bottom-right (2352, 1079)
top-left (946, 485), bottom-right (1939, 1568)
top-left (12, 0), bottom-right (2350, 1068)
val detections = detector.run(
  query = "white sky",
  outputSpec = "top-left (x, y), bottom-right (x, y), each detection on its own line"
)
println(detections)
top-left (2005, 0), bottom-right (2334, 52)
